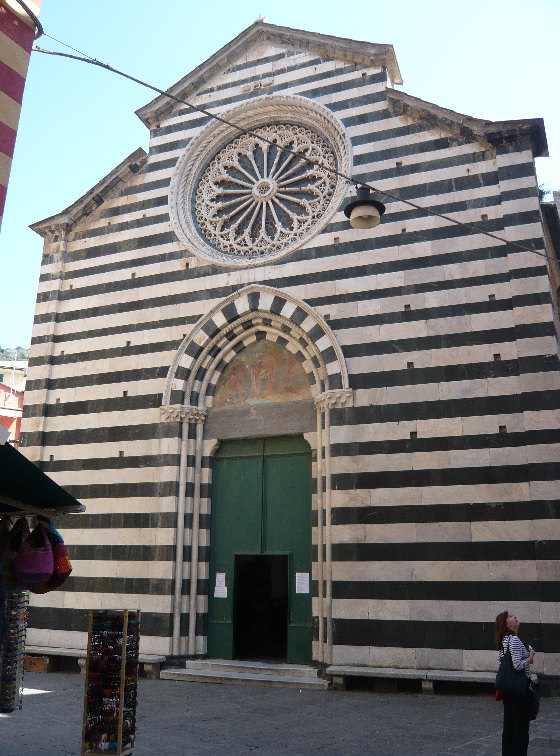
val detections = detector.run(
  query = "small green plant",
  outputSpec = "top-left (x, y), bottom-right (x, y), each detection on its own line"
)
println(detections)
top-left (539, 183), bottom-right (551, 202)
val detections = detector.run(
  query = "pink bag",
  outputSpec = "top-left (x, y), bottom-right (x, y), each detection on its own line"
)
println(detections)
top-left (14, 522), bottom-right (54, 587)
top-left (31, 523), bottom-right (72, 594)
top-left (1, 517), bottom-right (30, 589)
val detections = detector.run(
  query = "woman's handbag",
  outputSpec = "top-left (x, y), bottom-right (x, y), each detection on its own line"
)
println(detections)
top-left (14, 522), bottom-right (54, 587)
top-left (527, 682), bottom-right (540, 720)
top-left (495, 636), bottom-right (529, 698)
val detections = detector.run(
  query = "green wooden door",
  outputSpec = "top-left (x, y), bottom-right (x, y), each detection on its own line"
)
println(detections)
top-left (207, 437), bottom-right (312, 663)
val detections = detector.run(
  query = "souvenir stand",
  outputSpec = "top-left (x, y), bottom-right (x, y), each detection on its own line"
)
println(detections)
top-left (0, 427), bottom-right (84, 712)
top-left (81, 609), bottom-right (140, 755)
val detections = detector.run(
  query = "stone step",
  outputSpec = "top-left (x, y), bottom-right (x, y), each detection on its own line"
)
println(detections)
top-left (160, 666), bottom-right (328, 689)
top-left (181, 659), bottom-right (321, 679)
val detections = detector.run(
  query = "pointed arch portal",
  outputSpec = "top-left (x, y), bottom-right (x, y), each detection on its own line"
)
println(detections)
top-left (161, 285), bottom-right (352, 664)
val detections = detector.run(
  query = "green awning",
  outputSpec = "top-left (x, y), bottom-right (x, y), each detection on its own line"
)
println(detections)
top-left (0, 441), bottom-right (84, 517)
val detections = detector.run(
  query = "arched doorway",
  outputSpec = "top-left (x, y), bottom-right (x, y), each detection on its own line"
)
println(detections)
top-left (208, 436), bottom-right (312, 663)
top-left (161, 284), bottom-right (353, 664)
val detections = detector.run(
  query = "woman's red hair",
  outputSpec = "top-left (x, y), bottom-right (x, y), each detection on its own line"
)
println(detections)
top-left (495, 610), bottom-right (515, 650)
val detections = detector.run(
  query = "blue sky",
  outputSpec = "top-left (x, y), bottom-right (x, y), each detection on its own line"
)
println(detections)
top-left (1, 0), bottom-right (558, 347)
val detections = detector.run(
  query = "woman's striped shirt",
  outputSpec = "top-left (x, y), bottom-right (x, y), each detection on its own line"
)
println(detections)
top-left (499, 635), bottom-right (532, 678)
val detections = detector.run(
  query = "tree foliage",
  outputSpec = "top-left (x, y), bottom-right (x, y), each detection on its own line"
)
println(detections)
top-left (0, 346), bottom-right (29, 360)
top-left (539, 183), bottom-right (551, 202)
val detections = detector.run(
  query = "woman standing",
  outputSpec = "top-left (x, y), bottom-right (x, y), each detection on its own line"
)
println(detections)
top-left (495, 611), bottom-right (535, 756)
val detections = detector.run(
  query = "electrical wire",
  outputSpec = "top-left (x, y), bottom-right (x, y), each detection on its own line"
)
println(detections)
top-left (31, 42), bottom-right (556, 264)
top-left (42, 32), bottom-right (96, 61)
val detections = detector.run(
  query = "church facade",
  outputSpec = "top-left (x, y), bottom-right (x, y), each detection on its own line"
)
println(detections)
top-left (23, 22), bottom-right (560, 678)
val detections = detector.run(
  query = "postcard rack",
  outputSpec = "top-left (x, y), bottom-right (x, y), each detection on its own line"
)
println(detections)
top-left (0, 590), bottom-right (29, 712)
top-left (81, 609), bottom-right (140, 756)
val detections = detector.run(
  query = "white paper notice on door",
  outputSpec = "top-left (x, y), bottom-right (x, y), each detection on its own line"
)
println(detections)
top-left (214, 572), bottom-right (227, 598)
top-left (215, 572), bottom-right (226, 588)
top-left (295, 572), bottom-right (310, 594)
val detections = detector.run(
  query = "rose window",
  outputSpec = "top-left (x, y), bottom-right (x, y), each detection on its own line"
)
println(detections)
top-left (169, 95), bottom-right (351, 268)
top-left (195, 125), bottom-right (337, 258)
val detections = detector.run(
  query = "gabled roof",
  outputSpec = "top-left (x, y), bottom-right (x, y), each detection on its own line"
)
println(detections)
top-left (135, 20), bottom-right (402, 128)
top-left (30, 148), bottom-right (147, 237)
top-left (387, 89), bottom-right (548, 158)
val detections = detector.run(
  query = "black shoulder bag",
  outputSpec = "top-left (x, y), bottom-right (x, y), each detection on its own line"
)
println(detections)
top-left (495, 636), bottom-right (529, 698)
top-left (527, 681), bottom-right (540, 720)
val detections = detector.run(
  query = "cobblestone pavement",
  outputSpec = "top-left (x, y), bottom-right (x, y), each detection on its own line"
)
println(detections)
top-left (1, 672), bottom-right (559, 755)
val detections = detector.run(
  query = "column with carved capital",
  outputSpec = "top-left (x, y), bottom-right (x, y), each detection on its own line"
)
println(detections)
top-left (160, 404), bottom-right (207, 656)
top-left (313, 389), bottom-right (352, 664)
top-left (160, 404), bottom-right (208, 423)
top-left (313, 389), bottom-right (353, 412)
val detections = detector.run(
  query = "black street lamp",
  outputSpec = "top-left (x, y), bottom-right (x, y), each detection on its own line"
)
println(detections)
top-left (344, 185), bottom-right (386, 229)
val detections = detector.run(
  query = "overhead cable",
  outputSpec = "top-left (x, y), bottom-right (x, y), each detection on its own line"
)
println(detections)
top-left (32, 41), bottom-right (554, 264)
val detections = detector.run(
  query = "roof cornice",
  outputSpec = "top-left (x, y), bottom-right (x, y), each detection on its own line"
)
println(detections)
top-left (30, 147), bottom-right (147, 236)
top-left (135, 21), bottom-right (402, 128)
top-left (387, 89), bottom-right (548, 157)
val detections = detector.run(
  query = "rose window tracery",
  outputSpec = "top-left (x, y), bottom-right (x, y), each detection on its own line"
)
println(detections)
top-left (169, 95), bottom-right (351, 268)
top-left (195, 125), bottom-right (337, 258)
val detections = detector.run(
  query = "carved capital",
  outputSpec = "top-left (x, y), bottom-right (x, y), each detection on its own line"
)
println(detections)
top-left (185, 405), bottom-right (208, 423)
top-left (313, 389), bottom-right (353, 411)
top-left (160, 405), bottom-right (180, 422)
top-left (160, 405), bottom-right (207, 423)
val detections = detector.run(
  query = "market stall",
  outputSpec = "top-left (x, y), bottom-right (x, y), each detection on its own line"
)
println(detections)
top-left (0, 426), bottom-right (84, 711)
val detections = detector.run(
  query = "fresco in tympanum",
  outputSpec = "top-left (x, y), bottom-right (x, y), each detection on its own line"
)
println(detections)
top-left (213, 340), bottom-right (311, 407)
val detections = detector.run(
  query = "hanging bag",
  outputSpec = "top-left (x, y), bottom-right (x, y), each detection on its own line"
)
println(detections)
top-left (31, 522), bottom-right (72, 594)
top-left (14, 522), bottom-right (54, 587)
top-left (495, 636), bottom-right (529, 699)
top-left (1, 517), bottom-right (29, 589)
top-left (0, 518), bottom-right (14, 588)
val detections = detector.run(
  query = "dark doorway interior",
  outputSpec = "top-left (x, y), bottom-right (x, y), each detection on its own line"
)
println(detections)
top-left (234, 554), bottom-right (288, 661)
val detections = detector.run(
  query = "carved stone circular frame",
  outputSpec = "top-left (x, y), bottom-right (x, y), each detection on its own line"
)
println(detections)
top-left (169, 95), bottom-right (352, 268)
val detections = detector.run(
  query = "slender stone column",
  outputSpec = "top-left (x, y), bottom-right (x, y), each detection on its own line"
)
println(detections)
top-left (160, 405), bottom-right (207, 656)
top-left (313, 389), bottom-right (352, 664)
top-left (314, 407), bottom-right (324, 663)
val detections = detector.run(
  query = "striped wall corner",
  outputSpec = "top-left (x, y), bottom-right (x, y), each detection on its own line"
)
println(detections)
top-left (0, 0), bottom-right (40, 228)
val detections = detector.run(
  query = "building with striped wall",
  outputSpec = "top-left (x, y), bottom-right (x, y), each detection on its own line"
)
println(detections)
top-left (22, 21), bottom-right (560, 679)
top-left (0, 0), bottom-right (41, 230)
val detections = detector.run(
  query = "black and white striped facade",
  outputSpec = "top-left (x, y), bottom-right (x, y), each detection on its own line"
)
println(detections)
top-left (23, 21), bottom-right (560, 677)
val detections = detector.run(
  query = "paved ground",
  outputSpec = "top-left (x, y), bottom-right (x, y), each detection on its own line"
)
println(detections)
top-left (1, 672), bottom-right (559, 755)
